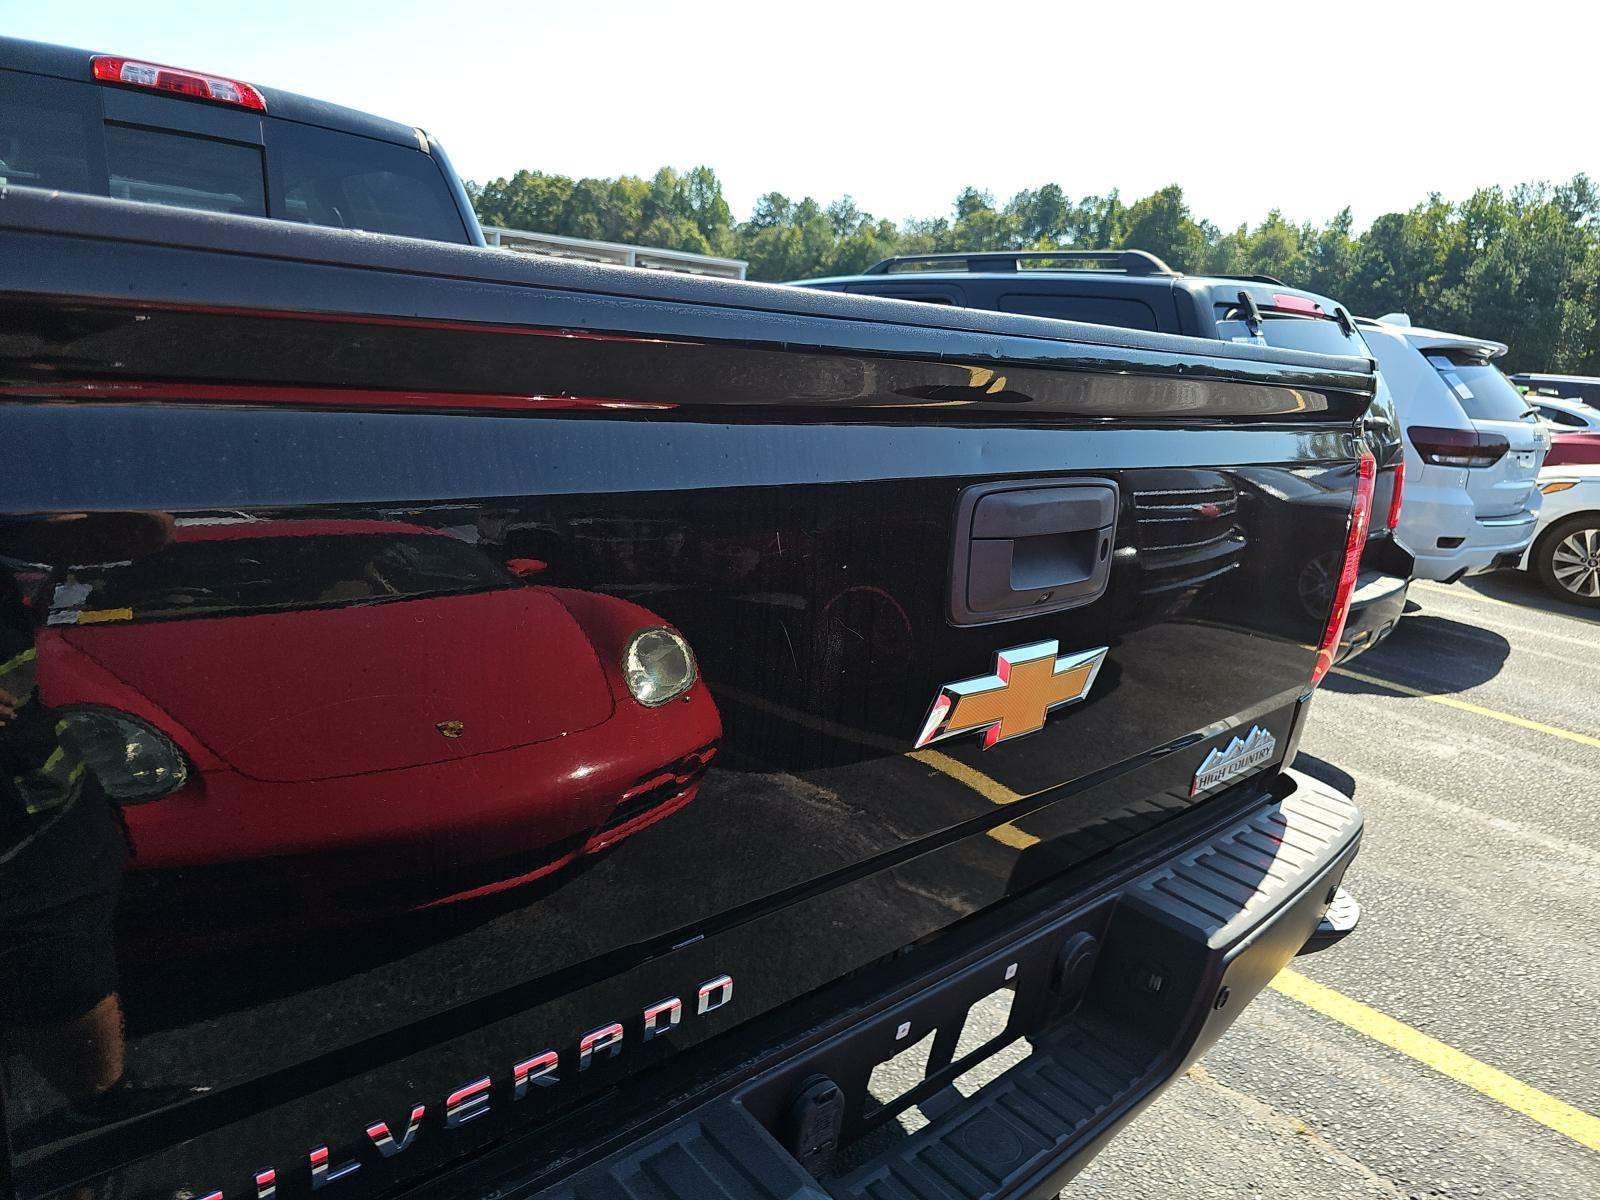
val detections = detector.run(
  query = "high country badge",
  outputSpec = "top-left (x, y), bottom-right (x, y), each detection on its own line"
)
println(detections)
top-left (1190, 725), bottom-right (1277, 795)
top-left (915, 641), bottom-right (1108, 750)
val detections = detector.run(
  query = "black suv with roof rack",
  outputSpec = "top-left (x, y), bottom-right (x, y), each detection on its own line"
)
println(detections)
top-left (795, 251), bottom-right (1412, 664)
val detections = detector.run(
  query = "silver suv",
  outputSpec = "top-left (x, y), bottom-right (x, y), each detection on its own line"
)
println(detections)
top-left (1359, 317), bottom-right (1550, 582)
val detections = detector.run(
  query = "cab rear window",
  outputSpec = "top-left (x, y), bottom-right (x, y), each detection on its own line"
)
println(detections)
top-left (271, 120), bottom-right (468, 242)
top-left (105, 123), bottom-right (266, 217)
top-left (0, 66), bottom-right (468, 242)
top-left (1214, 303), bottom-right (1368, 356)
top-left (1425, 353), bottom-right (1535, 423)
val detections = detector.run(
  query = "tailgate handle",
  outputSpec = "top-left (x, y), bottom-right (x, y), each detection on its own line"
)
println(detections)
top-left (950, 479), bottom-right (1118, 625)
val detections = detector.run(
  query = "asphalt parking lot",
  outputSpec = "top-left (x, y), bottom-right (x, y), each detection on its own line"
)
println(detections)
top-left (929, 569), bottom-right (1600, 1198)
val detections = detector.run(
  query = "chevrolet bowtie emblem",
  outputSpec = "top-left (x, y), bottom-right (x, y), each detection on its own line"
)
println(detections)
top-left (914, 640), bottom-right (1108, 750)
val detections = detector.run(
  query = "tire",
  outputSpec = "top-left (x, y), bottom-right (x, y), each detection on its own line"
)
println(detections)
top-left (1534, 514), bottom-right (1600, 607)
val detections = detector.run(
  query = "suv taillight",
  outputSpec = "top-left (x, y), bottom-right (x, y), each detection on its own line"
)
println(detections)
top-left (92, 55), bottom-right (266, 111)
top-left (1407, 425), bottom-right (1509, 468)
top-left (1311, 452), bottom-right (1376, 686)
top-left (1386, 458), bottom-right (1404, 531)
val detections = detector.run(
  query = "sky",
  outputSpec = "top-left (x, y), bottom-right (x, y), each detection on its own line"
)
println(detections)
top-left (1, 0), bottom-right (1590, 232)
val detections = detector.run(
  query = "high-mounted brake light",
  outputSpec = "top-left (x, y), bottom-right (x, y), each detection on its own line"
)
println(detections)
top-left (1310, 452), bottom-right (1376, 686)
top-left (92, 55), bottom-right (265, 111)
top-left (1386, 458), bottom-right (1404, 531)
top-left (1271, 293), bottom-right (1324, 315)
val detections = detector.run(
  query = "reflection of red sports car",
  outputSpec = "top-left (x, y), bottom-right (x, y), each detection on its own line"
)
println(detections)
top-left (34, 519), bottom-right (719, 933)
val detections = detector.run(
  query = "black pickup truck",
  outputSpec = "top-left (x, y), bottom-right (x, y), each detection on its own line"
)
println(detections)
top-left (3, 41), bottom-right (1372, 1200)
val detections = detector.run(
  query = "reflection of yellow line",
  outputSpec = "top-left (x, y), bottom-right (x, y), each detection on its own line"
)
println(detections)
top-left (715, 685), bottom-right (1039, 849)
top-left (0, 647), bottom-right (37, 674)
top-left (1331, 667), bottom-right (1600, 750)
top-left (908, 748), bottom-right (1021, 806)
top-left (1271, 968), bottom-right (1600, 1153)
top-left (909, 747), bottom-right (1039, 849)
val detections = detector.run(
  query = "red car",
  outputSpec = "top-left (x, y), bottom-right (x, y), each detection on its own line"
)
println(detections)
top-left (1544, 431), bottom-right (1600, 468)
top-left (33, 519), bottom-right (719, 938)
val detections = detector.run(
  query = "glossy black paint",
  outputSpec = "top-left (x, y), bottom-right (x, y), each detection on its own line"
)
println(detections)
top-left (797, 265), bottom-right (1413, 665)
top-left (1, 190), bottom-right (1373, 1200)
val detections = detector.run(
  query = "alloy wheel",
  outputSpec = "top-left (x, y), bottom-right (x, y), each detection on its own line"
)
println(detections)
top-left (1550, 526), bottom-right (1600, 598)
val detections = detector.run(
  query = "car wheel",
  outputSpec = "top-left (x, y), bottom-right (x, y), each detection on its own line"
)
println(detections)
top-left (1297, 550), bottom-right (1341, 620)
top-left (1535, 515), bottom-right (1600, 607)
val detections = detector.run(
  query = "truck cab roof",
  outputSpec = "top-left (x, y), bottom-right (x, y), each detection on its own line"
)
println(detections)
top-left (0, 34), bottom-right (483, 244)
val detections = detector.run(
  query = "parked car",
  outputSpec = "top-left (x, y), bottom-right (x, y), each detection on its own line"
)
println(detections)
top-left (1511, 372), bottom-right (1600, 410)
top-left (31, 518), bottom-right (720, 939)
top-left (1, 40), bottom-right (1375, 1200)
top-left (1543, 430), bottom-right (1600, 467)
top-left (793, 250), bottom-right (1411, 664)
top-left (1523, 392), bottom-right (1600, 432)
top-left (1356, 317), bottom-right (1549, 582)
top-left (1521, 467), bottom-right (1600, 605)
top-left (0, 34), bottom-right (484, 244)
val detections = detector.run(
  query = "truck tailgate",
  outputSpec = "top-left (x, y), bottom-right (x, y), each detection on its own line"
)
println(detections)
top-left (0, 191), bottom-right (1374, 1200)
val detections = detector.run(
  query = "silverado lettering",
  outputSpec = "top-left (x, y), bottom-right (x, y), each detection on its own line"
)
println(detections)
top-left (192, 975), bottom-right (733, 1200)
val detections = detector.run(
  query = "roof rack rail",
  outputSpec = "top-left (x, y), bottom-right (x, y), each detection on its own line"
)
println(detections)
top-left (861, 250), bottom-right (1178, 276)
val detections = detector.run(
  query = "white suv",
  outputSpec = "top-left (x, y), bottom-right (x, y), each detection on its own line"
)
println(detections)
top-left (1527, 393), bottom-right (1600, 433)
top-left (1359, 318), bottom-right (1550, 582)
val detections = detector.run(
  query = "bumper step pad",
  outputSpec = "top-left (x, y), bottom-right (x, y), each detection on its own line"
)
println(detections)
top-left (829, 1017), bottom-right (1154, 1200)
top-left (539, 773), bottom-right (1361, 1200)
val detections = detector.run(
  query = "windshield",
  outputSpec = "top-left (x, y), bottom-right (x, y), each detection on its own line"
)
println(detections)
top-left (45, 531), bottom-right (514, 624)
top-left (1424, 354), bottom-right (1535, 423)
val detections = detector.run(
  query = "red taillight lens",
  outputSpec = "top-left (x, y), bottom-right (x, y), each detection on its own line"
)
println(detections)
top-left (1386, 458), bottom-right (1404, 531)
top-left (1406, 425), bottom-right (1509, 468)
top-left (1311, 452), bottom-right (1377, 686)
top-left (92, 55), bottom-right (266, 111)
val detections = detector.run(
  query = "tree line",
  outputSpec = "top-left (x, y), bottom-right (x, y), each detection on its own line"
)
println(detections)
top-left (467, 168), bottom-right (1600, 373)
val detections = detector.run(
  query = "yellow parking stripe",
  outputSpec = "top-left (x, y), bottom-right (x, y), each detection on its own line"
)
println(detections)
top-left (1414, 579), bottom-right (1600, 625)
top-left (1331, 667), bottom-right (1600, 751)
top-left (1271, 968), bottom-right (1600, 1153)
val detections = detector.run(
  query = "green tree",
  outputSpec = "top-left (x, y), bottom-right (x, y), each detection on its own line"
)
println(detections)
top-left (1114, 185), bottom-right (1209, 272)
top-left (467, 165), bottom-right (1600, 370)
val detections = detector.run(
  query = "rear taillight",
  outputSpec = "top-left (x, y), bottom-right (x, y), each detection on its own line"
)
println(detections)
top-left (1406, 425), bottom-right (1509, 468)
top-left (1386, 458), bottom-right (1405, 531)
top-left (1311, 452), bottom-right (1377, 686)
top-left (92, 55), bottom-right (266, 111)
